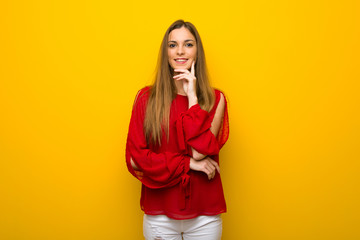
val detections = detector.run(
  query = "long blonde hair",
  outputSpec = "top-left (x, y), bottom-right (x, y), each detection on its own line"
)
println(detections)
top-left (144, 19), bottom-right (215, 146)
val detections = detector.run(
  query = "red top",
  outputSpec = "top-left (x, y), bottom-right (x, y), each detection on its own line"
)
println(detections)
top-left (125, 86), bottom-right (229, 220)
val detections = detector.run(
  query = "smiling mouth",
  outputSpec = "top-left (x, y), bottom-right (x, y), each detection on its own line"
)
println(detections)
top-left (175, 58), bottom-right (188, 64)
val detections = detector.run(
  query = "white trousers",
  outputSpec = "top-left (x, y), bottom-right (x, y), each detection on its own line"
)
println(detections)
top-left (143, 214), bottom-right (222, 240)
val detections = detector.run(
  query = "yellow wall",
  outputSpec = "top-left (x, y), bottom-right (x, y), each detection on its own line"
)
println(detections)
top-left (1, 0), bottom-right (359, 239)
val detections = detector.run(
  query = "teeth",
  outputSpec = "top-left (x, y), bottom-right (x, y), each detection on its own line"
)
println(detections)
top-left (176, 59), bottom-right (187, 62)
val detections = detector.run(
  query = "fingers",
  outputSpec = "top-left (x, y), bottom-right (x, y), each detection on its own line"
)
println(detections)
top-left (209, 165), bottom-right (216, 180)
top-left (173, 73), bottom-right (195, 85)
top-left (174, 66), bottom-right (196, 79)
top-left (195, 160), bottom-right (214, 180)
top-left (191, 60), bottom-right (195, 75)
top-left (189, 157), bottom-right (220, 180)
top-left (173, 71), bottom-right (196, 81)
top-left (209, 159), bottom-right (221, 174)
top-left (173, 73), bottom-right (188, 80)
top-left (211, 170), bottom-right (215, 179)
top-left (205, 163), bottom-right (215, 180)
top-left (204, 158), bottom-right (220, 180)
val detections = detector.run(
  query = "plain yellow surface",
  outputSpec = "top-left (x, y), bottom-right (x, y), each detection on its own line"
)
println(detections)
top-left (1, 0), bottom-right (359, 239)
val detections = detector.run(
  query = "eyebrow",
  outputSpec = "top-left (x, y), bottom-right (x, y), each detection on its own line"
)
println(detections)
top-left (168, 39), bottom-right (195, 43)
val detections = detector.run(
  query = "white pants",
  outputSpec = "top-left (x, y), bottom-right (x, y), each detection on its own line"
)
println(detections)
top-left (143, 214), bottom-right (222, 240)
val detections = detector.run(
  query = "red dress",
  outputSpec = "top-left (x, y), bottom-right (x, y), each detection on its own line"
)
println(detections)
top-left (125, 86), bottom-right (229, 220)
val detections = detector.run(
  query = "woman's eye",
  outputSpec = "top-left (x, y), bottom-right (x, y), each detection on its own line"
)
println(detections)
top-left (186, 43), bottom-right (193, 47)
top-left (169, 44), bottom-right (176, 48)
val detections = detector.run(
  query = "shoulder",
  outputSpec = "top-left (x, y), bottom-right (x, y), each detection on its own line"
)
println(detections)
top-left (132, 86), bottom-right (152, 111)
top-left (137, 85), bottom-right (151, 98)
top-left (134, 86), bottom-right (151, 103)
top-left (213, 88), bottom-right (226, 102)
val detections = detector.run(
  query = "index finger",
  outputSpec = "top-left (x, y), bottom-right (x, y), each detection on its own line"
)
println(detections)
top-left (191, 60), bottom-right (195, 76)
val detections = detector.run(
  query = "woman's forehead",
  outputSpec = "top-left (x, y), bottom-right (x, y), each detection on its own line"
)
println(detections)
top-left (168, 27), bottom-right (195, 42)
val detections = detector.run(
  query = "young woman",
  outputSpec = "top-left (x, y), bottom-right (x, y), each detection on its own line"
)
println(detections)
top-left (125, 19), bottom-right (229, 240)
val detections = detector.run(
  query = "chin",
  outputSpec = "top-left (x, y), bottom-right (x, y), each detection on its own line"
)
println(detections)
top-left (179, 65), bottom-right (190, 69)
top-left (172, 63), bottom-right (191, 70)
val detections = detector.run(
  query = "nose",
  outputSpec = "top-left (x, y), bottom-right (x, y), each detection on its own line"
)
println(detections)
top-left (177, 45), bottom-right (185, 55)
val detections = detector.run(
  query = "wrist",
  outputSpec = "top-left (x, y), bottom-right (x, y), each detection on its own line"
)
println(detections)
top-left (188, 96), bottom-right (198, 108)
top-left (189, 157), bottom-right (196, 169)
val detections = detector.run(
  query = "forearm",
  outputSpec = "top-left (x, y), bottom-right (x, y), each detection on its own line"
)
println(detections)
top-left (192, 147), bottom-right (207, 160)
top-left (185, 92), bottom-right (226, 157)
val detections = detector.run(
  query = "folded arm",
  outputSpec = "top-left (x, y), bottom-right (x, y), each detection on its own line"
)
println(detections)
top-left (192, 92), bottom-right (225, 160)
top-left (126, 88), bottom-right (190, 189)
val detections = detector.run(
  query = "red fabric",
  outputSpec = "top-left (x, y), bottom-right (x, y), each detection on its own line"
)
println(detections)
top-left (125, 86), bottom-right (229, 220)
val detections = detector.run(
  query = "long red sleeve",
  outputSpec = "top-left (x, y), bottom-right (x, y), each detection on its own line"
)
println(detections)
top-left (176, 90), bottom-right (229, 156)
top-left (125, 87), bottom-right (190, 189)
top-left (125, 87), bottom-right (229, 219)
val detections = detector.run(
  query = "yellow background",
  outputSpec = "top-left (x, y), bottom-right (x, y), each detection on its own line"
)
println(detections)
top-left (1, 0), bottom-right (359, 239)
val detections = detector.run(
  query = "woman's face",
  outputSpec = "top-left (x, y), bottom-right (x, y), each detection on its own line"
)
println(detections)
top-left (167, 26), bottom-right (197, 71)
